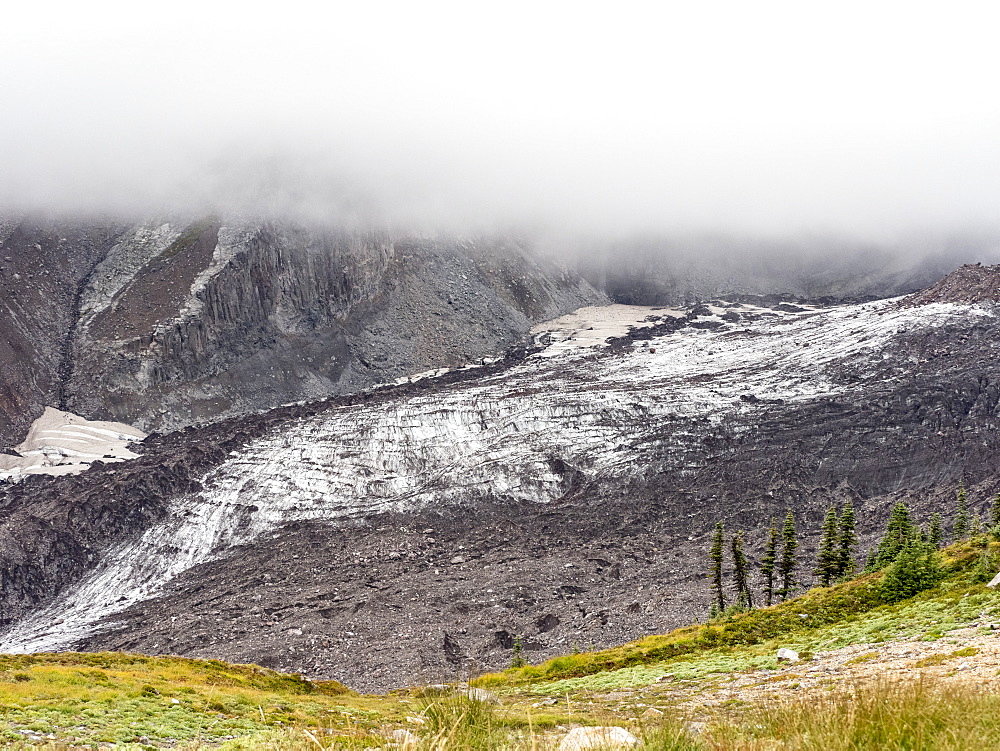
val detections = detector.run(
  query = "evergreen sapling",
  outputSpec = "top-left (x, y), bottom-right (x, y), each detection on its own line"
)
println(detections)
top-left (954, 481), bottom-right (969, 540)
top-left (928, 512), bottom-right (944, 548)
top-left (836, 499), bottom-right (857, 579)
top-left (814, 503), bottom-right (840, 587)
top-left (760, 520), bottom-right (779, 607)
top-left (970, 510), bottom-right (983, 537)
top-left (778, 511), bottom-right (798, 602)
top-left (866, 502), bottom-right (913, 572)
top-left (880, 529), bottom-right (943, 603)
top-left (989, 493), bottom-right (1000, 538)
top-left (731, 530), bottom-right (753, 610)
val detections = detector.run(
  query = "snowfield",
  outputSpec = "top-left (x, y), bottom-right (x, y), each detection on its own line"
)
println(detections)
top-left (0, 297), bottom-right (992, 652)
top-left (0, 408), bottom-right (145, 483)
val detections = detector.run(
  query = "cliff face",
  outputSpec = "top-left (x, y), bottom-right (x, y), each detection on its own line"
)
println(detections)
top-left (0, 216), bottom-right (605, 445)
top-left (0, 218), bottom-right (126, 444)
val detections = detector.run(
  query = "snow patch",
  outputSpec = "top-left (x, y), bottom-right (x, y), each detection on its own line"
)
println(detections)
top-left (0, 408), bottom-right (146, 483)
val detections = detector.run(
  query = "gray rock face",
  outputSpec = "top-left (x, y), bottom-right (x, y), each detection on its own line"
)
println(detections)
top-left (0, 216), bottom-right (605, 445)
top-left (0, 217), bottom-right (127, 445)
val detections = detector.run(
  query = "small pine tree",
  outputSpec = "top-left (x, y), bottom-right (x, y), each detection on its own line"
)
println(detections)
top-left (836, 499), bottom-right (857, 579)
top-left (760, 519), bottom-right (779, 607)
top-left (865, 502), bottom-right (914, 572)
top-left (880, 530), bottom-right (943, 603)
top-left (709, 521), bottom-right (726, 614)
top-left (510, 635), bottom-right (526, 668)
top-left (991, 493), bottom-right (1000, 530)
top-left (777, 511), bottom-right (798, 601)
top-left (971, 510), bottom-right (983, 537)
top-left (814, 504), bottom-right (840, 587)
top-left (928, 512), bottom-right (943, 548)
top-left (731, 531), bottom-right (753, 609)
top-left (971, 547), bottom-right (999, 584)
top-left (954, 481), bottom-right (970, 540)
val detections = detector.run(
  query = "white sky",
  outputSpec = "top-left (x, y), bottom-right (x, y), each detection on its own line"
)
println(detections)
top-left (1, 0), bottom-right (998, 237)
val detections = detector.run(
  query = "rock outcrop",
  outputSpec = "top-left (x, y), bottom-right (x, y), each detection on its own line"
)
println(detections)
top-left (0, 217), bottom-right (125, 444)
top-left (899, 263), bottom-right (1000, 307)
top-left (0, 216), bottom-right (605, 446)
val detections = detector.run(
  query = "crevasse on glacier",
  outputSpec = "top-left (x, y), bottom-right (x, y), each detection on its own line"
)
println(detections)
top-left (0, 299), bottom-right (989, 652)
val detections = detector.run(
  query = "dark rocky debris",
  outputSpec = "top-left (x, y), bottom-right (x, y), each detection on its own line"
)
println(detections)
top-left (900, 263), bottom-right (1000, 307)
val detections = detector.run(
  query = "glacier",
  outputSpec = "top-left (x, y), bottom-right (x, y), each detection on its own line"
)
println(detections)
top-left (0, 297), bottom-right (991, 653)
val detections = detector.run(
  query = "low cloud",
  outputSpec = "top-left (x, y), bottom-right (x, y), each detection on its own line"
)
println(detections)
top-left (2, 2), bottom-right (999, 246)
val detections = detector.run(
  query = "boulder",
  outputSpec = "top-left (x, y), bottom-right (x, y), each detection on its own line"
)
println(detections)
top-left (557, 726), bottom-right (639, 750)
top-left (986, 571), bottom-right (1000, 589)
top-left (776, 648), bottom-right (799, 662)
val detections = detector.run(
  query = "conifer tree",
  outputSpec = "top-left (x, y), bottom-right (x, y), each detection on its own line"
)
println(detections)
top-left (814, 504), bottom-right (840, 586)
top-left (836, 499), bottom-right (857, 579)
top-left (731, 531), bottom-right (753, 609)
top-left (971, 510), bottom-right (983, 537)
top-left (760, 519), bottom-right (779, 606)
top-left (709, 521), bottom-right (726, 614)
top-left (510, 635), bottom-right (527, 668)
top-left (880, 529), bottom-right (943, 603)
top-left (777, 511), bottom-right (798, 601)
top-left (865, 502), bottom-right (913, 572)
top-left (928, 512), bottom-right (944, 548)
top-left (990, 493), bottom-right (1000, 530)
top-left (954, 481), bottom-right (969, 540)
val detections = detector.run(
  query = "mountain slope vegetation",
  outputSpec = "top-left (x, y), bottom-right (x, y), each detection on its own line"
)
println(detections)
top-left (4, 539), bottom-right (1000, 748)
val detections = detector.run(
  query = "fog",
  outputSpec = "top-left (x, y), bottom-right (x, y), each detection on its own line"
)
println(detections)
top-left (3, 1), bottom-right (999, 244)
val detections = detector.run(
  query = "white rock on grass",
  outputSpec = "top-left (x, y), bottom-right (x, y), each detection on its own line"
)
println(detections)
top-left (777, 648), bottom-right (800, 662)
top-left (558, 726), bottom-right (639, 750)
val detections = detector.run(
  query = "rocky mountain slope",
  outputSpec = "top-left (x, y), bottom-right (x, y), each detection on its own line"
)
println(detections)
top-left (4, 266), bottom-right (1000, 691)
top-left (0, 215), bottom-right (604, 447)
top-left (0, 218), bottom-right (120, 445)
